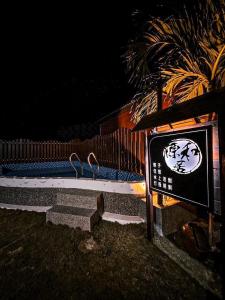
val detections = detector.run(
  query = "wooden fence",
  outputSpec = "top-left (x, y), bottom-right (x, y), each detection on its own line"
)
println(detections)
top-left (0, 128), bottom-right (146, 174)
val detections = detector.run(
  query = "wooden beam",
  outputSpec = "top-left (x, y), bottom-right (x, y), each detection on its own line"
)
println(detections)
top-left (194, 117), bottom-right (201, 124)
top-left (133, 88), bottom-right (225, 132)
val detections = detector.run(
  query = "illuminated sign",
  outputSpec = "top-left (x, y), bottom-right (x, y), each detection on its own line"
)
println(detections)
top-left (149, 127), bottom-right (212, 207)
top-left (163, 138), bottom-right (202, 174)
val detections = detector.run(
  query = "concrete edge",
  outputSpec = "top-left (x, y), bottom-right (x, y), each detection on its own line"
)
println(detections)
top-left (0, 203), bottom-right (52, 213)
top-left (153, 233), bottom-right (222, 299)
top-left (102, 212), bottom-right (145, 225)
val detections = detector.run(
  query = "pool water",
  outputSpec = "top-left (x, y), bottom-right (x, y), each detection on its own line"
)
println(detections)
top-left (1, 161), bottom-right (144, 182)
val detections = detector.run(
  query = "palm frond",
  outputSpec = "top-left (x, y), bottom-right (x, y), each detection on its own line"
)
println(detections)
top-left (124, 0), bottom-right (225, 123)
top-left (130, 90), bottom-right (158, 123)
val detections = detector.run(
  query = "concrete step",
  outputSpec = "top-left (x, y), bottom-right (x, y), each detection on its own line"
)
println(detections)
top-left (56, 191), bottom-right (104, 215)
top-left (46, 205), bottom-right (100, 232)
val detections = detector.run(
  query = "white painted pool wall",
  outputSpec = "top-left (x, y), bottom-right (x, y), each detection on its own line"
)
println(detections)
top-left (0, 176), bottom-right (146, 195)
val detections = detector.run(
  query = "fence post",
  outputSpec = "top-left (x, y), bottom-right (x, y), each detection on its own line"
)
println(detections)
top-left (117, 129), bottom-right (121, 170)
top-left (0, 140), bottom-right (3, 163)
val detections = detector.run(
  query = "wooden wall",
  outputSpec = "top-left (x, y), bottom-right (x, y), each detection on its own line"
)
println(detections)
top-left (99, 105), bottom-right (135, 135)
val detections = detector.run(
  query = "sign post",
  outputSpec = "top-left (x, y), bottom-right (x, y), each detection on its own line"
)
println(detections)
top-left (145, 130), bottom-right (154, 240)
top-left (218, 109), bottom-right (225, 298)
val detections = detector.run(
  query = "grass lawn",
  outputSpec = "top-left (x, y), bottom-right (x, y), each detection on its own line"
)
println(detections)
top-left (0, 208), bottom-right (215, 299)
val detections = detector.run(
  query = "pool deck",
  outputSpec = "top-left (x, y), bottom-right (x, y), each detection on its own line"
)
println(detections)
top-left (0, 176), bottom-right (145, 195)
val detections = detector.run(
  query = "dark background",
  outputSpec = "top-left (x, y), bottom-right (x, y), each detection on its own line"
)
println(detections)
top-left (1, 1), bottom-right (183, 140)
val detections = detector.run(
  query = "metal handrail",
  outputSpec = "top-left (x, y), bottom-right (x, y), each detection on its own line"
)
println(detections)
top-left (87, 152), bottom-right (100, 179)
top-left (69, 152), bottom-right (83, 178)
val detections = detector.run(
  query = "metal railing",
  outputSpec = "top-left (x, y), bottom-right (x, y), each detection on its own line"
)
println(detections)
top-left (87, 152), bottom-right (100, 179)
top-left (69, 152), bottom-right (83, 178)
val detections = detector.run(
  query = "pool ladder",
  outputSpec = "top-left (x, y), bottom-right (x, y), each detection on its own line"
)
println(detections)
top-left (87, 152), bottom-right (100, 179)
top-left (69, 153), bottom-right (83, 178)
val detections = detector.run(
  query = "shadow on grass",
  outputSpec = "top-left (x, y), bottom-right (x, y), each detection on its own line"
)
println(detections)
top-left (0, 209), bottom-right (215, 300)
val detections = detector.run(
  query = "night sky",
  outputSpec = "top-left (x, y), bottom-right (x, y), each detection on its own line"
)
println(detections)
top-left (1, 1), bottom-right (183, 140)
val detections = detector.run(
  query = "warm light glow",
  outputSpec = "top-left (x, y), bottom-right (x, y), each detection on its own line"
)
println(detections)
top-left (132, 181), bottom-right (146, 195)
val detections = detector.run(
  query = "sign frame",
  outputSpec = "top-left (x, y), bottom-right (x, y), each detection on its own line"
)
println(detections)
top-left (148, 125), bottom-right (213, 208)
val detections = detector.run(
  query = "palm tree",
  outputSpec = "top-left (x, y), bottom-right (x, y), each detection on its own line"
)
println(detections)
top-left (124, 0), bottom-right (225, 123)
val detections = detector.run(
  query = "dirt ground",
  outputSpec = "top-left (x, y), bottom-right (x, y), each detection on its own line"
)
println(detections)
top-left (0, 209), bottom-right (218, 300)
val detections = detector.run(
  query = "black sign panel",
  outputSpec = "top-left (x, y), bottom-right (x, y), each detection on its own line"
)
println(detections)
top-left (149, 127), bottom-right (212, 207)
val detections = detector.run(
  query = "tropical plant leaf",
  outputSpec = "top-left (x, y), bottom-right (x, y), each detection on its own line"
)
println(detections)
top-left (124, 0), bottom-right (225, 123)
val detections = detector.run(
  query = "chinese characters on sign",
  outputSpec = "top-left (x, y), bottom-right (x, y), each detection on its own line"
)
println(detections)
top-left (149, 127), bottom-right (212, 208)
top-left (163, 138), bottom-right (202, 174)
top-left (152, 162), bottom-right (173, 190)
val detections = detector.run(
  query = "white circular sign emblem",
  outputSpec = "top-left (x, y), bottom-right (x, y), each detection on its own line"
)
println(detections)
top-left (163, 138), bottom-right (202, 174)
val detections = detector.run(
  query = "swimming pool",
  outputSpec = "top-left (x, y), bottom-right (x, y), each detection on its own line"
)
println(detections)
top-left (0, 161), bottom-right (145, 194)
top-left (0, 161), bottom-right (146, 220)
top-left (1, 161), bottom-right (144, 181)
